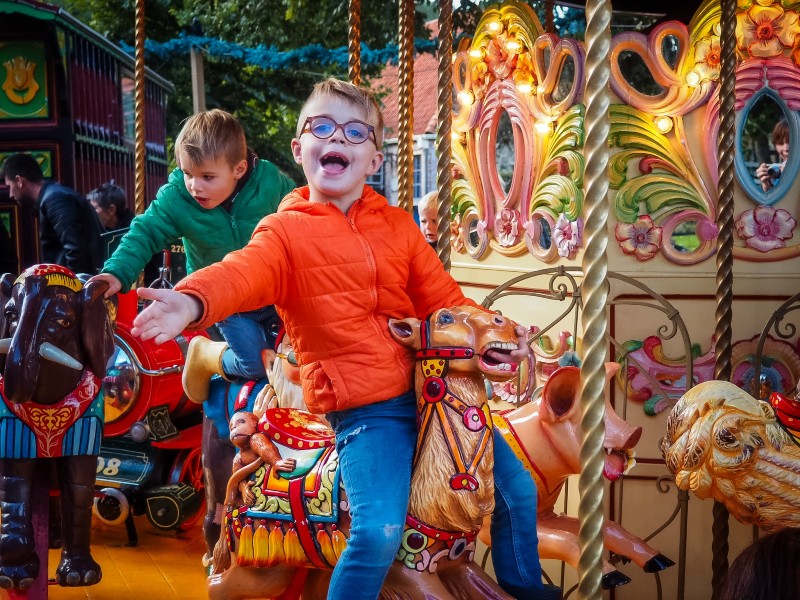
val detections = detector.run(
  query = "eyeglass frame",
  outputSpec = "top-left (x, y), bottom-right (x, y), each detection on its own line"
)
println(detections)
top-left (301, 115), bottom-right (378, 146)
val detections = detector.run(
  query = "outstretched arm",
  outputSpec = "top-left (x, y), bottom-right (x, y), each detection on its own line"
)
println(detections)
top-left (131, 288), bottom-right (202, 344)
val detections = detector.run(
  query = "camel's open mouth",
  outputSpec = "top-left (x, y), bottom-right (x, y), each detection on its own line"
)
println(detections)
top-left (604, 447), bottom-right (636, 481)
top-left (479, 341), bottom-right (519, 374)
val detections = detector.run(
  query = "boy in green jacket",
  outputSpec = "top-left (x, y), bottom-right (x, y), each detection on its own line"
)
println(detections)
top-left (91, 109), bottom-right (295, 402)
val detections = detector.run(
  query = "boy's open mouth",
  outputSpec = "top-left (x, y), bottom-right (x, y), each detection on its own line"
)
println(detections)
top-left (320, 152), bottom-right (349, 173)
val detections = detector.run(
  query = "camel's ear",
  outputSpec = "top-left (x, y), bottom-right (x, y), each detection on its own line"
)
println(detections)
top-left (540, 366), bottom-right (581, 423)
top-left (388, 317), bottom-right (422, 350)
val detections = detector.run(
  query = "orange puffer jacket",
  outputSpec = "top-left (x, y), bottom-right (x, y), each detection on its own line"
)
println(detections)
top-left (176, 185), bottom-right (478, 414)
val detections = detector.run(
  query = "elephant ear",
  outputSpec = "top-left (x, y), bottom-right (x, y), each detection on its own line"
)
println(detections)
top-left (80, 280), bottom-right (115, 377)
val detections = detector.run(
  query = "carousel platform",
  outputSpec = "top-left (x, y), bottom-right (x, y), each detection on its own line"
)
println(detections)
top-left (2, 515), bottom-right (208, 600)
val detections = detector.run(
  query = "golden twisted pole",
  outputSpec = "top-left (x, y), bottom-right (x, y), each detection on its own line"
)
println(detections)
top-left (435, 0), bottom-right (453, 271)
top-left (578, 0), bottom-right (612, 597)
top-left (133, 0), bottom-right (146, 216)
top-left (397, 0), bottom-right (415, 213)
top-left (711, 0), bottom-right (737, 596)
top-left (348, 0), bottom-right (362, 86)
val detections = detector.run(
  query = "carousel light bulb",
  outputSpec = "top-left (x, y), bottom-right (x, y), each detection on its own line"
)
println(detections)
top-left (516, 81), bottom-right (533, 94)
top-left (451, 131), bottom-right (462, 142)
top-left (655, 116), bottom-right (673, 133)
top-left (457, 90), bottom-right (475, 107)
top-left (686, 70), bottom-right (701, 87)
top-left (534, 120), bottom-right (553, 134)
top-left (505, 39), bottom-right (522, 53)
top-left (469, 48), bottom-right (485, 60)
top-left (487, 20), bottom-right (503, 33)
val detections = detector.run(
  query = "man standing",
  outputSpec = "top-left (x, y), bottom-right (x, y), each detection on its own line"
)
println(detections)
top-left (1, 153), bottom-right (102, 273)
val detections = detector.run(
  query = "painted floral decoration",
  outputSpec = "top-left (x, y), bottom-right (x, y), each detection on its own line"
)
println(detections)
top-left (553, 213), bottom-right (583, 258)
top-left (495, 208), bottom-right (521, 247)
top-left (736, 2), bottom-right (800, 58)
top-left (694, 35), bottom-right (722, 81)
top-left (735, 206), bottom-right (796, 251)
top-left (615, 216), bottom-right (663, 261)
top-left (471, 60), bottom-right (489, 100)
top-left (513, 51), bottom-right (536, 90)
top-left (486, 34), bottom-right (518, 80)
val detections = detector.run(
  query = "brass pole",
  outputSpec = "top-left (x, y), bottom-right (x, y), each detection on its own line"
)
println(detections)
top-left (435, 0), bottom-right (453, 270)
top-left (397, 0), bottom-right (415, 213)
top-left (348, 0), bottom-right (362, 85)
top-left (711, 0), bottom-right (737, 595)
top-left (578, 0), bottom-right (612, 596)
top-left (133, 0), bottom-right (146, 216)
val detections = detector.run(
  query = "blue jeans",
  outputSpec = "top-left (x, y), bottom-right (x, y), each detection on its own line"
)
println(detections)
top-left (216, 305), bottom-right (279, 380)
top-left (326, 392), bottom-right (549, 600)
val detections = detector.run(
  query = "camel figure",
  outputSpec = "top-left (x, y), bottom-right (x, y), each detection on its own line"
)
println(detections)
top-left (489, 364), bottom-right (674, 588)
top-left (207, 305), bottom-right (525, 600)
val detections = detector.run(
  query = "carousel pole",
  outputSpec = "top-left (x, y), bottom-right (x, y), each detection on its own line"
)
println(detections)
top-left (348, 0), bottom-right (361, 85)
top-left (435, 0), bottom-right (453, 271)
top-left (711, 0), bottom-right (737, 596)
top-left (396, 0), bottom-right (415, 213)
top-left (133, 0), bottom-right (146, 216)
top-left (578, 0), bottom-right (612, 596)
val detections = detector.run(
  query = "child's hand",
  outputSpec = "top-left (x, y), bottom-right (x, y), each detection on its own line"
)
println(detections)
top-left (131, 288), bottom-right (201, 344)
top-left (88, 273), bottom-right (122, 298)
top-left (510, 325), bottom-right (531, 361)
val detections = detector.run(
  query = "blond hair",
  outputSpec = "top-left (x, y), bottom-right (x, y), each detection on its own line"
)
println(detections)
top-left (296, 78), bottom-right (384, 148)
top-left (175, 109), bottom-right (247, 168)
top-left (418, 191), bottom-right (438, 214)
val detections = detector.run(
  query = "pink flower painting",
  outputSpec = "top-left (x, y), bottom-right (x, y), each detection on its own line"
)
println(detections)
top-left (553, 214), bottom-right (583, 258)
top-left (735, 206), bottom-right (796, 252)
top-left (615, 216), bottom-right (663, 261)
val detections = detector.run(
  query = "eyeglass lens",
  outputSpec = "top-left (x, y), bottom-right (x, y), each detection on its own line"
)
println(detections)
top-left (308, 116), bottom-right (371, 144)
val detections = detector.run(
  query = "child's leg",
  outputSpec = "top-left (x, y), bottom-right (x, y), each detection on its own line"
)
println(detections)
top-left (325, 392), bottom-right (417, 600)
top-left (491, 430), bottom-right (560, 600)
top-left (216, 307), bottom-right (275, 380)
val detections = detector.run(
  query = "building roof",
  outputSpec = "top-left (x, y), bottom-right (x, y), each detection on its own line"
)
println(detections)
top-left (370, 20), bottom-right (440, 141)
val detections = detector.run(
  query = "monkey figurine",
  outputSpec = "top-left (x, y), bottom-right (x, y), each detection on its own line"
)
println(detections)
top-left (228, 410), bottom-right (297, 505)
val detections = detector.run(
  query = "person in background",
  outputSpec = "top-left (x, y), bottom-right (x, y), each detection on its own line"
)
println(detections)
top-left (90, 109), bottom-right (296, 403)
top-left (756, 119), bottom-right (789, 193)
top-left (417, 190), bottom-right (439, 248)
top-left (1, 153), bottom-right (102, 274)
top-left (88, 182), bottom-right (135, 231)
top-left (718, 526), bottom-right (800, 600)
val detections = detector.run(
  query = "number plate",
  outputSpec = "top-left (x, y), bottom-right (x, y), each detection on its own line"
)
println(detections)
top-left (96, 438), bottom-right (159, 488)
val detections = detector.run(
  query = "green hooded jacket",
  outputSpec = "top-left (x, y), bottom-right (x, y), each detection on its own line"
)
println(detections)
top-left (102, 159), bottom-right (295, 290)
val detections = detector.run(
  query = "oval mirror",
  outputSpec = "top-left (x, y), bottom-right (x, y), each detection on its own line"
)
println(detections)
top-left (735, 88), bottom-right (799, 206)
top-left (669, 220), bottom-right (700, 253)
top-left (661, 34), bottom-right (680, 70)
top-left (553, 54), bottom-right (575, 104)
top-left (495, 110), bottom-right (515, 195)
top-left (463, 210), bottom-right (487, 258)
top-left (539, 217), bottom-right (552, 250)
top-left (616, 50), bottom-right (664, 96)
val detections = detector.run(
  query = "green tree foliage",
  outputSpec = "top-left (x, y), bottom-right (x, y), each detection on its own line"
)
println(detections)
top-left (51, 0), bottom-right (430, 183)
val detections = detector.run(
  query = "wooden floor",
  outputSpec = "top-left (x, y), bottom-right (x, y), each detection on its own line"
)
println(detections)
top-left (2, 515), bottom-right (209, 600)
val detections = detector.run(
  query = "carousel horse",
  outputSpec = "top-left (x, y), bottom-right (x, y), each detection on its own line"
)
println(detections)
top-left (0, 265), bottom-right (115, 589)
top-left (490, 363), bottom-right (674, 587)
top-left (661, 380), bottom-right (800, 533)
top-left (207, 305), bottom-right (525, 600)
top-left (201, 331), bottom-right (304, 561)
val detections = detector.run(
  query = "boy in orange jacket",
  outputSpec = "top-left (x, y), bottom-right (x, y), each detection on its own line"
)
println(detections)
top-left (131, 78), bottom-right (556, 600)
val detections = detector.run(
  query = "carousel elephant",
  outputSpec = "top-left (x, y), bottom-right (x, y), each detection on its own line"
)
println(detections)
top-left (0, 264), bottom-right (114, 590)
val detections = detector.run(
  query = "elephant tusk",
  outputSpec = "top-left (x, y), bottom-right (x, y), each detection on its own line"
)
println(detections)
top-left (0, 338), bottom-right (10, 354)
top-left (39, 342), bottom-right (83, 371)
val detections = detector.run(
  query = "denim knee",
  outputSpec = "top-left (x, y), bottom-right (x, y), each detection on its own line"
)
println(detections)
top-left (348, 519), bottom-right (405, 566)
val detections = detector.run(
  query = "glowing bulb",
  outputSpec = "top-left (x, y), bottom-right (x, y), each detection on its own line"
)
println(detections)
top-left (458, 90), bottom-right (474, 106)
top-left (505, 39), bottom-right (522, 53)
top-left (451, 131), bottom-right (462, 142)
top-left (516, 81), bottom-right (533, 94)
top-left (469, 48), bottom-right (485, 60)
top-left (487, 20), bottom-right (503, 33)
top-left (534, 120), bottom-right (552, 134)
top-left (655, 116), bottom-right (673, 133)
top-left (686, 70), bottom-right (701, 87)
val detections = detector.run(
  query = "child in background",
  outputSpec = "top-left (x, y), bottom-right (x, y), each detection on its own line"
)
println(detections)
top-left (417, 190), bottom-right (439, 248)
top-left (91, 109), bottom-right (295, 402)
top-left (129, 79), bottom-right (558, 600)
